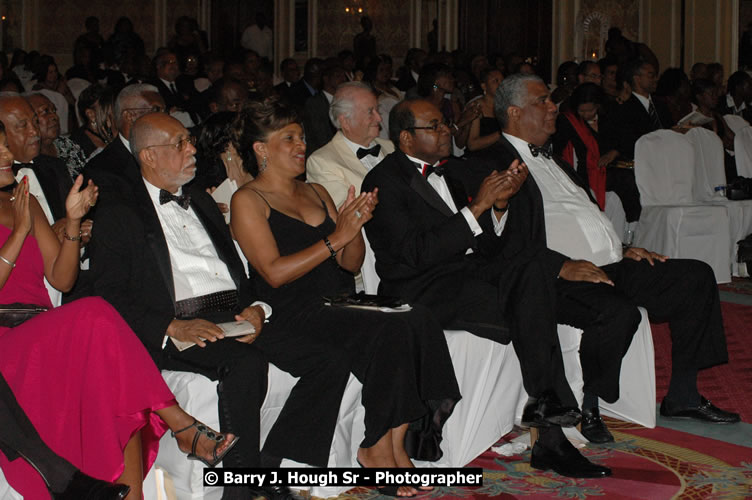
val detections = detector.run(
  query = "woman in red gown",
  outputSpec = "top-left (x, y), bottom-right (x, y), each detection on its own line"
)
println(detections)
top-left (0, 122), bottom-right (236, 499)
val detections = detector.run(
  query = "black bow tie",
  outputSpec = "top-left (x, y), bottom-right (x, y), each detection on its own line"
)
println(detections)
top-left (356, 144), bottom-right (381, 160)
top-left (12, 162), bottom-right (33, 175)
top-left (159, 189), bottom-right (191, 210)
top-left (528, 143), bottom-right (553, 159)
top-left (422, 160), bottom-right (447, 178)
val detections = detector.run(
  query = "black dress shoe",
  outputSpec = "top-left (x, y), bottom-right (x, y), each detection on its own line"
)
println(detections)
top-left (530, 440), bottom-right (611, 478)
top-left (53, 471), bottom-right (130, 500)
top-left (581, 407), bottom-right (614, 443)
top-left (521, 392), bottom-right (581, 428)
top-left (660, 396), bottom-right (740, 424)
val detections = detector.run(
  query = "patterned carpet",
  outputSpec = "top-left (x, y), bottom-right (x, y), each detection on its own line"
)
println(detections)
top-left (335, 300), bottom-right (752, 499)
top-left (338, 421), bottom-right (752, 499)
top-left (718, 277), bottom-right (752, 296)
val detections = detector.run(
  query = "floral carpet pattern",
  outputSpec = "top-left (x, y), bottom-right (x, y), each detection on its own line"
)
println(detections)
top-left (336, 420), bottom-right (752, 499)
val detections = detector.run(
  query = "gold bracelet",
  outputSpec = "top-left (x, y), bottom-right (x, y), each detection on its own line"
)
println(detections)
top-left (0, 255), bottom-right (15, 268)
top-left (63, 229), bottom-right (82, 242)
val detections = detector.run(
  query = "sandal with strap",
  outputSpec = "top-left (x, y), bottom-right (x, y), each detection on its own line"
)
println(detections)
top-left (171, 419), bottom-right (240, 467)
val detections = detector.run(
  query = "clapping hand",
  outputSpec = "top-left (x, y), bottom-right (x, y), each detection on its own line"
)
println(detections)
top-left (10, 176), bottom-right (32, 238)
top-left (334, 185), bottom-right (379, 244)
top-left (65, 175), bottom-right (99, 221)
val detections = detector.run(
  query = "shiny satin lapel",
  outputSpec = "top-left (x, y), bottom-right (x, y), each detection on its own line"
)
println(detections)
top-left (133, 181), bottom-right (176, 304)
top-left (396, 153), bottom-right (454, 217)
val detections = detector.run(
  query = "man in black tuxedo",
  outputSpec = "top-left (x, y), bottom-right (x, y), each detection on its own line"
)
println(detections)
top-left (84, 83), bottom-right (166, 200)
top-left (603, 59), bottom-right (672, 222)
top-left (88, 113), bottom-right (339, 499)
top-left (273, 58), bottom-right (300, 99)
top-left (148, 48), bottom-right (200, 127)
top-left (362, 98), bottom-right (612, 479)
top-left (86, 113), bottom-right (272, 500)
top-left (0, 95), bottom-right (72, 226)
top-left (478, 74), bottom-right (737, 436)
top-left (0, 373), bottom-right (130, 499)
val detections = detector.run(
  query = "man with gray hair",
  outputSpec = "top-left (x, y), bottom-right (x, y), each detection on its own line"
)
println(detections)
top-left (362, 94), bottom-right (614, 479)
top-left (306, 81), bottom-right (394, 207)
top-left (478, 73), bottom-right (737, 438)
top-left (83, 83), bottom-right (165, 199)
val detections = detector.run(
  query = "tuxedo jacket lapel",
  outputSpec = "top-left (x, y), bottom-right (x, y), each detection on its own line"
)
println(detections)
top-left (395, 152), bottom-right (455, 217)
top-left (132, 181), bottom-right (176, 304)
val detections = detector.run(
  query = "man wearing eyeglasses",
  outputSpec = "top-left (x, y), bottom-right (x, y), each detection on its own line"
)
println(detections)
top-left (362, 97), bottom-right (615, 479)
top-left (85, 112), bottom-right (302, 500)
top-left (306, 81), bottom-right (394, 207)
top-left (84, 84), bottom-right (166, 202)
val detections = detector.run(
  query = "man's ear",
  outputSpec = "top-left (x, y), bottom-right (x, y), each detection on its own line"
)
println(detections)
top-left (399, 129), bottom-right (413, 153)
top-left (507, 105), bottom-right (521, 123)
top-left (139, 148), bottom-right (155, 170)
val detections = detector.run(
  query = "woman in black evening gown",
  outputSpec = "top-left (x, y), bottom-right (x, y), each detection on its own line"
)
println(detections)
top-left (230, 99), bottom-right (461, 497)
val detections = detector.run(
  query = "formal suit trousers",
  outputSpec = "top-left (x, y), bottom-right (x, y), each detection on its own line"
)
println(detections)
top-left (452, 258), bottom-right (579, 409)
top-left (254, 329), bottom-right (352, 467)
top-left (606, 167), bottom-right (642, 222)
top-left (0, 372), bottom-right (77, 488)
top-left (604, 258), bottom-right (727, 371)
top-left (162, 339), bottom-right (268, 468)
top-left (555, 279), bottom-right (641, 403)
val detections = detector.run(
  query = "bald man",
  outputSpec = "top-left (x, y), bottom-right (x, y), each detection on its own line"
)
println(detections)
top-left (87, 113), bottom-right (271, 499)
top-left (87, 113), bottom-right (321, 499)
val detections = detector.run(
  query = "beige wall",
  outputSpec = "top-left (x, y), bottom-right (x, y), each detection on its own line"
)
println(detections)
top-left (552, 0), bottom-right (738, 82)
top-left (16, 0), bottom-right (203, 70)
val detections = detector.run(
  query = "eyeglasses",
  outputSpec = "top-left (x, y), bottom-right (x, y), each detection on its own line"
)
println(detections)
top-left (144, 136), bottom-right (196, 152)
top-left (409, 120), bottom-right (450, 132)
top-left (122, 105), bottom-right (167, 114)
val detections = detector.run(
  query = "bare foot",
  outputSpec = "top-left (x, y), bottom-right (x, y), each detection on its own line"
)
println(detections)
top-left (357, 447), bottom-right (418, 497)
top-left (392, 438), bottom-right (433, 492)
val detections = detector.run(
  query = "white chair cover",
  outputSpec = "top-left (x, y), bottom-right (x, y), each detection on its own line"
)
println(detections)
top-left (723, 113), bottom-right (750, 134)
top-left (557, 307), bottom-right (656, 429)
top-left (686, 127), bottom-right (752, 276)
top-left (0, 467), bottom-right (23, 500)
top-left (633, 130), bottom-right (732, 282)
top-left (733, 124), bottom-right (752, 179)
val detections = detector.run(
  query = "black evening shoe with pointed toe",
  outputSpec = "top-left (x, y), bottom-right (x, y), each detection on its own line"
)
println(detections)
top-left (53, 471), bottom-right (130, 500)
top-left (530, 439), bottom-right (611, 478)
top-left (660, 396), bottom-right (740, 424)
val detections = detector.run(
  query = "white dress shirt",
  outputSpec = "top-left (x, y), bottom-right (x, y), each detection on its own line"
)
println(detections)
top-left (143, 179), bottom-right (272, 349)
top-left (632, 92), bottom-right (652, 113)
top-left (726, 94), bottom-right (747, 115)
top-left (322, 90), bottom-right (334, 105)
top-left (405, 154), bottom-right (507, 252)
top-left (13, 161), bottom-right (54, 225)
top-left (504, 133), bottom-right (622, 266)
top-left (119, 134), bottom-right (132, 153)
top-left (144, 178), bottom-right (238, 301)
top-left (343, 135), bottom-right (386, 172)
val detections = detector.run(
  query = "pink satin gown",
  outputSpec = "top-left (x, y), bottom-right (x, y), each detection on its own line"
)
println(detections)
top-left (0, 224), bottom-right (176, 498)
